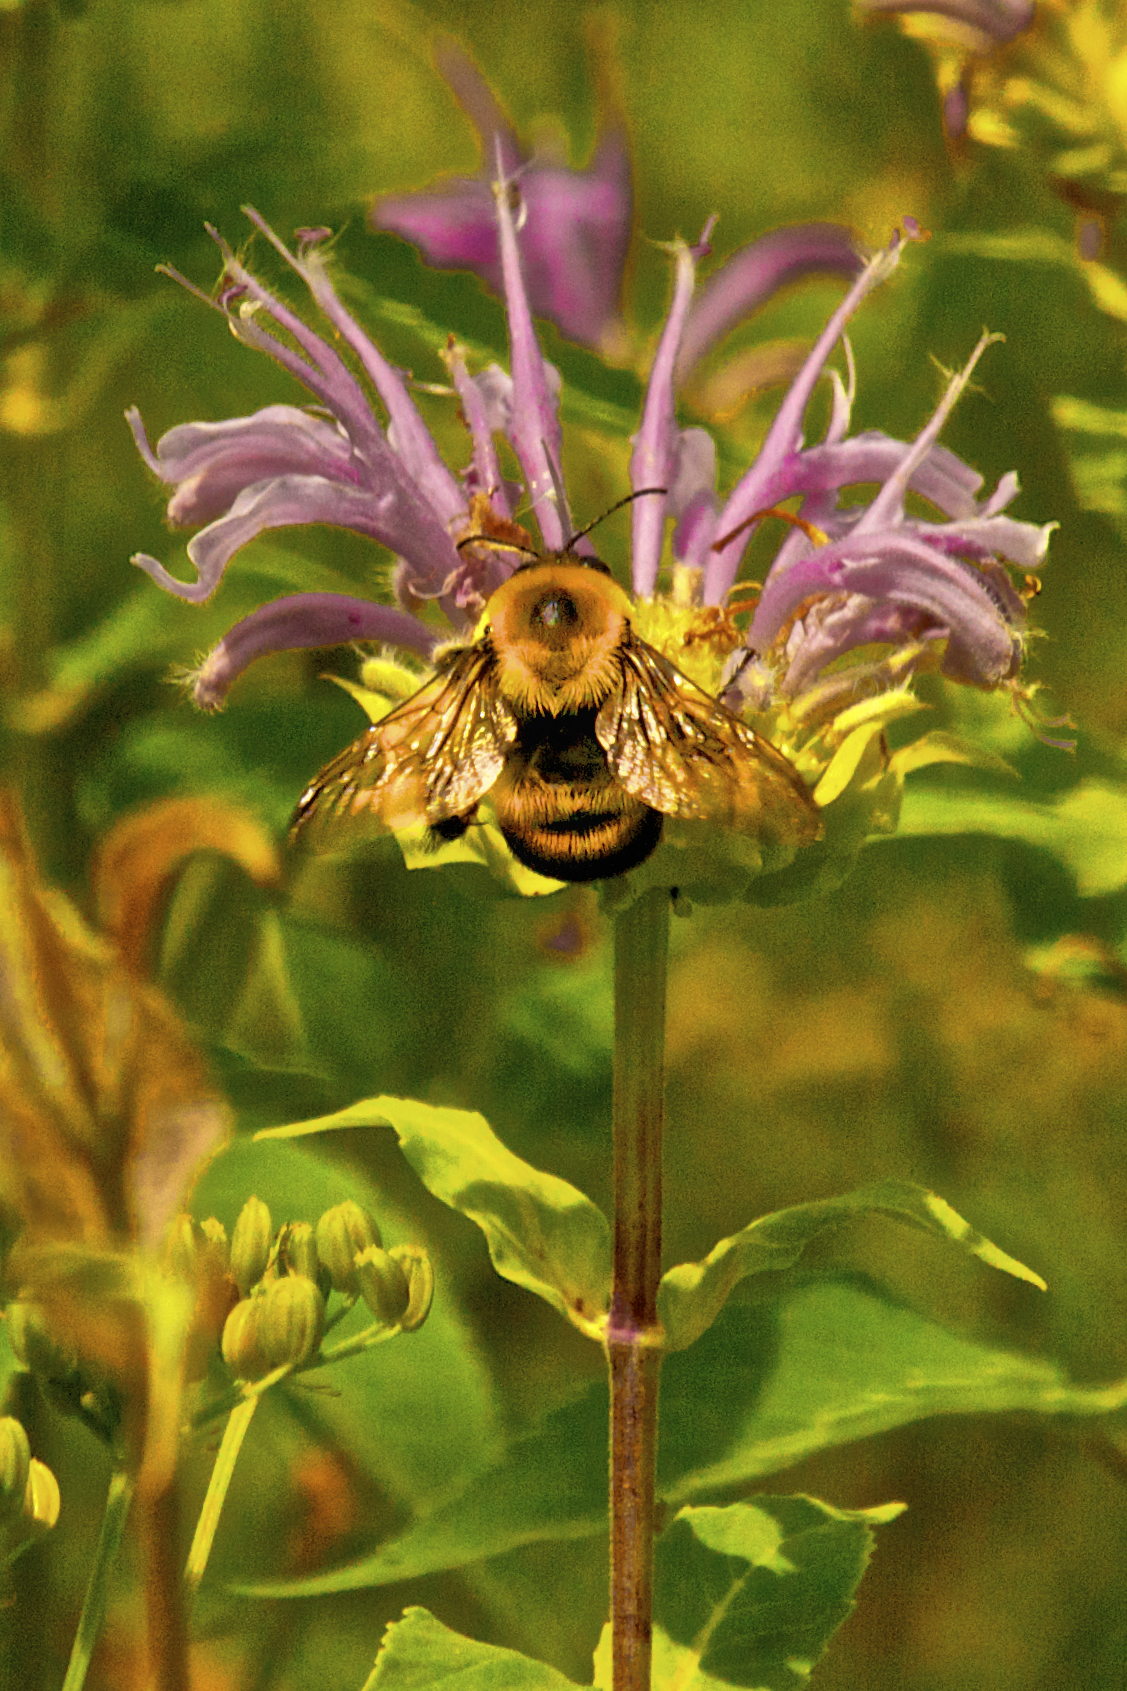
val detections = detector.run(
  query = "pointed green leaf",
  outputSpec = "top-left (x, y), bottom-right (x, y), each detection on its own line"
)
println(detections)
top-left (889, 731), bottom-right (1019, 779)
top-left (362, 1606), bottom-right (579, 1690)
top-left (257, 1097), bottom-right (612, 1334)
top-left (240, 1278), bottom-right (1127, 1596)
top-left (591, 1497), bottom-right (904, 1691)
top-left (658, 1178), bottom-right (1045, 1352)
top-left (661, 1281), bottom-right (1127, 1501)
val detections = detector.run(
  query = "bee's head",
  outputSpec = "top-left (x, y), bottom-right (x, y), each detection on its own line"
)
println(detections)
top-left (485, 556), bottom-right (633, 714)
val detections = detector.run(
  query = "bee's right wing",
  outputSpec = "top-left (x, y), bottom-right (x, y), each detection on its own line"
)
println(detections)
top-left (291, 642), bottom-right (517, 846)
top-left (597, 632), bottom-right (823, 846)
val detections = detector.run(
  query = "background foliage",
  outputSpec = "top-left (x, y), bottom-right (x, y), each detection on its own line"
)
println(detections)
top-left (3, 0), bottom-right (1127, 1687)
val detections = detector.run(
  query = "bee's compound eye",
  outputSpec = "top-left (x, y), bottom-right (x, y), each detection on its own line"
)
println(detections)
top-left (530, 591), bottom-right (580, 631)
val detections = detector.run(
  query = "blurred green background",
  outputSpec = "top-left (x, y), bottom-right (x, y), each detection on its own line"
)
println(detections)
top-left (4, 0), bottom-right (1127, 1687)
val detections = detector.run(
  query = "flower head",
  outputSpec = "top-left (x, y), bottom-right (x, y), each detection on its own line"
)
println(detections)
top-left (129, 137), bottom-right (1054, 899)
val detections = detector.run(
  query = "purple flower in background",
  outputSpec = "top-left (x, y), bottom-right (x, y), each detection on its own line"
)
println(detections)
top-left (374, 40), bottom-right (633, 356)
top-left (373, 42), bottom-right (863, 373)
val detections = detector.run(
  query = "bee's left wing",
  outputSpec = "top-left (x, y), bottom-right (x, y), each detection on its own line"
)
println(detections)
top-left (597, 633), bottom-right (823, 845)
top-left (292, 642), bottom-right (517, 845)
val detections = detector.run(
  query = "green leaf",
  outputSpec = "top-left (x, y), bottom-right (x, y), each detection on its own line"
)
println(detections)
top-left (889, 731), bottom-right (1019, 780)
top-left (592, 1497), bottom-right (904, 1691)
top-left (941, 228), bottom-right (1127, 325)
top-left (191, 1138), bottom-right (502, 1513)
top-left (894, 778), bottom-right (1127, 895)
top-left (362, 1606), bottom-right (580, 1690)
top-left (238, 1383), bottom-right (607, 1598)
top-left (257, 1097), bottom-right (613, 1335)
top-left (658, 1178), bottom-right (1045, 1352)
top-left (660, 1280), bottom-right (1127, 1501)
top-left (241, 1278), bottom-right (1127, 1596)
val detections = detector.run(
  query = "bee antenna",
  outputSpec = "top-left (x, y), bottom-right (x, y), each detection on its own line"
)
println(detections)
top-left (564, 487), bottom-right (668, 548)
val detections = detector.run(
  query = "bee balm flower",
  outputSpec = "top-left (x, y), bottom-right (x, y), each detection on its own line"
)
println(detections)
top-left (129, 148), bottom-right (1053, 898)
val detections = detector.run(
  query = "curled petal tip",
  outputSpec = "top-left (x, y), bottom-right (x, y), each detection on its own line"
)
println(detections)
top-left (130, 551), bottom-right (213, 605)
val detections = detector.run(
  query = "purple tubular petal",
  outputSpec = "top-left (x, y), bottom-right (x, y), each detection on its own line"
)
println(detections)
top-left (132, 406), bottom-right (357, 527)
top-left (982, 471), bottom-right (1019, 516)
top-left (668, 427), bottom-right (718, 517)
top-left (855, 331), bottom-right (999, 535)
top-left (243, 210), bottom-right (465, 527)
top-left (912, 514), bottom-right (1053, 570)
top-left (126, 405), bottom-right (162, 475)
top-left (823, 342), bottom-right (856, 446)
top-left (493, 157), bottom-right (570, 548)
top-left (707, 235), bottom-right (909, 602)
top-left (674, 224), bottom-right (862, 387)
top-left (131, 550), bottom-right (217, 605)
top-left (786, 433), bottom-right (984, 517)
top-left (133, 470), bottom-right (451, 605)
top-left (186, 476), bottom-right (430, 594)
top-left (856, 0), bottom-right (1033, 44)
top-left (672, 490), bottom-right (719, 572)
top-left (207, 230), bottom-right (378, 449)
top-left (751, 528), bottom-right (1025, 689)
top-left (209, 218), bottom-right (463, 595)
top-left (630, 231), bottom-right (712, 596)
top-left (776, 594), bottom-right (936, 697)
top-left (447, 347), bottom-right (512, 517)
top-left (190, 593), bottom-right (438, 711)
top-left (208, 229), bottom-right (408, 494)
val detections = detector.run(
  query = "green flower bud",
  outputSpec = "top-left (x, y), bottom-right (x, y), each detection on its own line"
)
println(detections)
top-left (163, 1214), bottom-right (230, 1281)
top-left (230, 1196), bottom-right (273, 1296)
top-left (257, 1275), bottom-right (324, 1371)
top-left (0, 1420), bottom-right (30, 1522)
top-left (388, 1246), bottom-right (435, 1333)
top-left (279, 1222), bottom-right (319, 1286)
top-left (199, 1218), bottom-right (230, 1273)
top-left (163, 1214), bottom-right (202, 1280)
top-left (354, 1247), bottom-right (410, 1327)
top-left (5, 1303), bottom-right (79, 1384)
top-left (315, 1202), bottom-right (382, 1295)
top-left (22, 1459), bottom-right (59, 1534)
top-left (221, 1297), bottom-right (272, 1383)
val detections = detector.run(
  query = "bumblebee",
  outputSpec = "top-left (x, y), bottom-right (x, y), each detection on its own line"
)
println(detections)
top-left (292, 552), bottom-right (822, 882)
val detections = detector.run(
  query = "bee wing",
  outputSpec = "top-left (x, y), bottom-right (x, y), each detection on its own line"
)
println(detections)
top-left (596, 633), bottom-right (823, 845)
top-left (292, 643), bottom-right (517, 843)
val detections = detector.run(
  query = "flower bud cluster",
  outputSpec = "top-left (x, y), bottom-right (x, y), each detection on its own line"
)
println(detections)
top-left (195, 1196), bottom-right (434, 1385)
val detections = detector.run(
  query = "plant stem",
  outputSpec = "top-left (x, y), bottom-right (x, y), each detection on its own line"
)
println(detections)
top-left (608, 885), bottom-right (670, 1691)
top-left (61, 1468), bottom-right (135, 1691)
top-left (184, 1395), bottom-right (259, 1604)
top-left (139, 1479), bottom-right (191, 1691)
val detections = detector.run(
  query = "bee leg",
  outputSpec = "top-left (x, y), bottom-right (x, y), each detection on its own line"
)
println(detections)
top-left (426, 812), bottom-right (475, 849)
